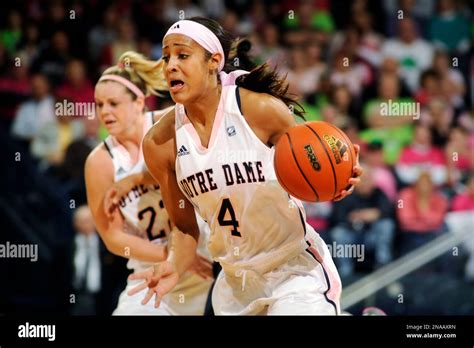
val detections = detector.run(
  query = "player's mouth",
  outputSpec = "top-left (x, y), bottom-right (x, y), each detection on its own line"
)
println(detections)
top-left (104, 119), bottom-right (117, 126)
top-left (170, 79), bottom-right (184, 93)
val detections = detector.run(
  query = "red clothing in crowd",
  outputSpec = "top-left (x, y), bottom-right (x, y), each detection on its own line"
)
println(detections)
top-left (55, 80), bottom-right (95, 104)
top-left (452, 193), bottom-right (474, 212)
top-left (397, 188), bottom-right (448, 233)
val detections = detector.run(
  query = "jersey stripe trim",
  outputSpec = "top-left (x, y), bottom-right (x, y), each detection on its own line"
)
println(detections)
top-left (235, 86), bottom-right (243, 114)
top-left (103, 140), bottom-right (113, 158)
top-left (305, 246), bottom-right (338, 315)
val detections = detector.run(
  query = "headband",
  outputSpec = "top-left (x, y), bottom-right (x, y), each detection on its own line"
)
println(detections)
top-left (164, 20), bottom-right (249, 86)
top-left (98, 74), bottom-right (145, 99)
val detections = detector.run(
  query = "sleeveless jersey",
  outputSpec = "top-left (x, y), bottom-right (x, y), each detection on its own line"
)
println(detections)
top-left (104, 112), bottom-right (171, 271)
top-left (175, 85), bottom-right (309, 276)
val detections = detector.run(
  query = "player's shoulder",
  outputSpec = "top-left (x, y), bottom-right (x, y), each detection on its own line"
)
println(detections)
top-left (238, 87), bottom-right (294, 134)
top-left (143, 107), bottom-right (176, 170)
top-left (239, 87), bottom-right (291, 121)
top-left (146, 107), bottom-right (176, 146)
top-left (85, 141), bottom-right (113, 174)
top-left (152, 105), bottom-right (175, 123)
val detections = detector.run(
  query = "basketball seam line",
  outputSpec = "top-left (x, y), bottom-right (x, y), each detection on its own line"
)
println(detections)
top-left (304, 124), bottom-right (338, 199)
top-left (286, 133), bottom-right (320, 201)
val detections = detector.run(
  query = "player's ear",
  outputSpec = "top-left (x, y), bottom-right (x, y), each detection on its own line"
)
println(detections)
top-left (133, 96), bottom-right (145, 112)
top-left (208, 52), bottom-right (222, 73)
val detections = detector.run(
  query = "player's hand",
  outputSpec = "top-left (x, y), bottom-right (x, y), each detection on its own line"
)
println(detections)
top-left (127, 261), bottom-right (179, 308)
top-left (188, 254), bottom-right (213, 280)
top-left (334, 144), bottom-right (363, 201)
top-left (104, 175), bottom-right (138, 217)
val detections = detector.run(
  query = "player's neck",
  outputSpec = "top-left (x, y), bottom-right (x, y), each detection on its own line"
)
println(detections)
top-left (185, 85), bottom-right (221, 126)
top-left (115, 115), bottom-right (144, 152)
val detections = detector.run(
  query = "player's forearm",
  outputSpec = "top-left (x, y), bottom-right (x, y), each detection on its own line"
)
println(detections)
top-left (166, 228), bottom-right (198, 276)
top-left (105, 232), bottom-right (167, 262)
top-left (134, 170), bottom-right (158, 186)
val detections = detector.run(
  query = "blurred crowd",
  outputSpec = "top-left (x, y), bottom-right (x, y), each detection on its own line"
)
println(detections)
top-left (0, 0), bottom-right (473, 314)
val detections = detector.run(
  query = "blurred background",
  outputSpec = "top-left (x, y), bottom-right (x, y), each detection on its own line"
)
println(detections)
top-left (0, 0), bottom-right (472, 315)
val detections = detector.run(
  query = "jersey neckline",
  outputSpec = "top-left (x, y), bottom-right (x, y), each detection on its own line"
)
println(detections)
top-left (177, 86), bottom-right (228, 153)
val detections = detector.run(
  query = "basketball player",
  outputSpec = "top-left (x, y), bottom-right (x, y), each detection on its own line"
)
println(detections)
top-left (85, 51), bottom-right (213, 315)
top-left (129, 18), bottom-right (362, 315)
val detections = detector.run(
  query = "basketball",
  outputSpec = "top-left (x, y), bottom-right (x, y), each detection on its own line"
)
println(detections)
top-left (274, 121), bottom-right (356, 202)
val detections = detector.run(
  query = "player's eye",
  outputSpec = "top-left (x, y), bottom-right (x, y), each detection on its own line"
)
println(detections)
top-left (162, 55), bottom-right (169, 63)
top-left (110, 101), bottom-right (118, 107)
top-left (178, 54), bottom-right (188, 59)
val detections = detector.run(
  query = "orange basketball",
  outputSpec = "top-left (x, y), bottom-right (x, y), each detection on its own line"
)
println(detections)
top-left (274, 121), bottom-right (356, 202)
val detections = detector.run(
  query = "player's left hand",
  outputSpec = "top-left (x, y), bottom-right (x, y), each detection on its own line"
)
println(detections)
top-left (104, 174), bottom-right (139, 217)
top-left (334, 144), bottom-right (363, 202)
top-left (127, 261), bottom-right (179, 308)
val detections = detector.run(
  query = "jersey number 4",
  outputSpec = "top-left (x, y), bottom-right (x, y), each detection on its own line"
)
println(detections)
top-left (138, 207), bottom-right (166, 241)
top-left (218, 198), bottom-right (241, 237)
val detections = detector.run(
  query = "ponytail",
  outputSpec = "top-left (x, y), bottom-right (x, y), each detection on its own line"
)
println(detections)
top-left (189, 17), bottom-right (305, 120)
top-left (100, 51), bottom-right (168, 99)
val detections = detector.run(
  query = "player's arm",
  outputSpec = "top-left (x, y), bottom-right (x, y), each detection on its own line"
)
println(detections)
top-left (103, 106), bottom-right (177, 214)
top-left (142, 111), bottom-right (199, 276)
top-left (103, 169), bottom-right (157, 216)
top-left (240, 88), bottom-right (362, 200)
top-left (85, 145), bottom-right (167, 262)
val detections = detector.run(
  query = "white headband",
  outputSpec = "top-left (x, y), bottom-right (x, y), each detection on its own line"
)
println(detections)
top-left (164, 19), bottom-right (249, 86)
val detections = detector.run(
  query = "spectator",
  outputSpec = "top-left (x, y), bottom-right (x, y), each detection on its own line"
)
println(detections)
top-left (322, 85), bottom-right (356, 129)
top-left (303, 201), bottom-right (333, 243)
top-left (88, 6), bottom-right (118, 62)
top-left (164, 0), bottom-right (204, 23)
top-left (414, 68), bottom-right (442, 106)
top-left (31, 30), bottom-right (71, 87)
top-left (382, 17), bottom-right (434, 92)
top-left (450, 175), bottom-right (474, 281)
top-left (0, 55), bottom-right (31, 124)
top-left (330, 49), bottom-right (370, 98)
top-left (11, 73), bottom-right (56, 151)
top-left (363, 141), bottom-right (398, 202)
top-left (305, 42), bottom-right (327, 92)
top-left (384, 0), bottom-right (432, 38)
top-left (100, 18), bottom-right (137, 71)
top-left (286, 45), bottom-right (318, 98)
top-left (432, 50), bottom-right (466, 108)
top-left (330, 168), bottom-right (395, 278)
top-left (0, 10), bottom-right (22, 55)
top-left (254, 22), bottom-right (287, 69)
top-left (445, 127), bottom-right (474, 185)
top-left (70, 205), bottom-right (102, 315)
top-left (396, 123), bottom-right (447, 186)
top-left (429, 0), bottom-right (470, 54)
top-left (55, 59), bottom-right (94, 106)
top-left (16, 22), bottom-right (41, 69)
top-left (452, 174), bottom-right (474, 212)
top-left (359, 73), bottom-right (415, 165)
top-left (397, 171), bottom-right (449, 254)
top-left (352, 9), bottom-right (384, 69)
top-left (419, 98), bottom-right (454, 147)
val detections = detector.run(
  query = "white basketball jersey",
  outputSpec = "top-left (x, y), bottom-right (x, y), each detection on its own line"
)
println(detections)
top-left (175, 86), bottom-right (310, 276)
top-left (104, 112), bottom-right (171, 271)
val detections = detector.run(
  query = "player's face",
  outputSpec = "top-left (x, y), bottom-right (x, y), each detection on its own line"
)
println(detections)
top-left (162, 33), bottom-right (221, 104)
top-left (94, 81), bottom-right (142, 136)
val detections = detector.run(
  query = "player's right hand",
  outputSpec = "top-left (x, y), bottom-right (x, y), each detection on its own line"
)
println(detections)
top-left (127, 261), bottom-right (179, 308)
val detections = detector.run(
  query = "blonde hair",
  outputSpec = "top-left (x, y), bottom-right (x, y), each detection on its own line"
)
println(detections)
top-left (100, 51), bottom-right (167, 98)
